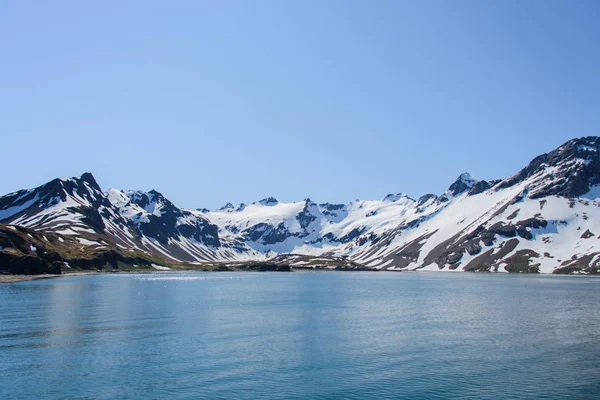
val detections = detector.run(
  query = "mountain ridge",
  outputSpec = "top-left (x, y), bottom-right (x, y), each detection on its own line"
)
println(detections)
top-left (2, 136), bottom-right (600, 274)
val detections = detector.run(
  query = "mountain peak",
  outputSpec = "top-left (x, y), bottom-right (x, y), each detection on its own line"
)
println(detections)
top-left (106, 188), bottom-right (130, 208)
top-left (417, 193), bottom-right (438, 207)
top-left (147, 189), bottom-right (166, 199)
top-left (459, 172), bottom-right (474, 181)
top-left (219, 202), bottom-right (235, 211)
top-left (79, 172), bottom-right (99, 188)
top-left (448, 172), bottom-right (479, 196)
top-left (55, 173), bottom-right (101, 193)
top-left (259, 197), bottom-right (278, 206)
top-left (383, 193), bottom-right (406, 202)
top-left (123, 189), bottom-right (175, 215)
top-left (496, 136), bottom-right (600, 198)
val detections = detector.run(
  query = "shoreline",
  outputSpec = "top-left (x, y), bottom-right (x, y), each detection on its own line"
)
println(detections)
top-left (2, 268), bottom-right (598, 284)
top-left (0, 271), bottom-right (98, 284)
top-left (0, 274), bottom-right (63, 283)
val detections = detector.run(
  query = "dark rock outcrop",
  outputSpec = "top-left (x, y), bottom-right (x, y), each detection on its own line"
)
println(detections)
top-left (496, 137), bottom-right (600, 198)
top-left (448, 173), bottom-right (478, 196)
top-left (126, 190), bottom-right (220, 247)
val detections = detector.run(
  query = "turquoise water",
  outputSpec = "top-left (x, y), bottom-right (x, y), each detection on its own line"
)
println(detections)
top-left (1, 272), bottom-right (599, 399)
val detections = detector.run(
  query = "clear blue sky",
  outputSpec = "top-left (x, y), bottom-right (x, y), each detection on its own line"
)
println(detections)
top-left (1, 1), bottom-right (599, 209)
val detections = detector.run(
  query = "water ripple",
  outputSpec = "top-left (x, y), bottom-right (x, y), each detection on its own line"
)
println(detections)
top-left (0, 272), bottom-right (599, 399)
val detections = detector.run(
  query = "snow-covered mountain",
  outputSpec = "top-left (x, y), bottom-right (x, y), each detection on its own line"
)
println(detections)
top-left (2, 137), bottom-right (600, 273)
top-left (201, 136), bottom-right (600, 274)
top-left (0, 174), bottom-right (259, 263)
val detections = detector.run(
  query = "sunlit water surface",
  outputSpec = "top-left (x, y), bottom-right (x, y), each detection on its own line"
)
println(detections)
top-left (1, 272), bottom-right (599, 399)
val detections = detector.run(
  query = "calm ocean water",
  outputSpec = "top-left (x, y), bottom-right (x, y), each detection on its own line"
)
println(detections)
top-left (1, 271), bottom-right (599, 399)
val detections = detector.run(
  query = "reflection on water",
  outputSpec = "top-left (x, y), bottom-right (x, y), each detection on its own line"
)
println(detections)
top-left (1, 272), bottom-right (599, 399)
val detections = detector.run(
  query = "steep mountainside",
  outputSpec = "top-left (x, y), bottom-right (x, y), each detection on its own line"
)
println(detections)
top-left (347, 137), bottom-right (600, 273)
top-left (0, 224), bottom-right (155, 275)
top-left (0, 174), bottom-right (260, 265)
top-left (1, 137), bottom-right (600, 274)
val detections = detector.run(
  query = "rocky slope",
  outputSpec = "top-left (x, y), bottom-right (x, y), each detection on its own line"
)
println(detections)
top-left (0, 224), bottom-right (154, 275)
top-left (1, 137), bottom-right (600, 274)
top-left (347, 137), bottom-right (600, 274)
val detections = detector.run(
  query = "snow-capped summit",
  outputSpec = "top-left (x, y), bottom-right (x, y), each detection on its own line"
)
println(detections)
top-left (124, 189), bottom-right (172, 217)
top-left (447, 172), bottom-right (479, 196)
top-left (496, 136), bottom-right (600, 199)
top-left (112, 189), bottom-right (223, 249)
top-left (417, 193), bottom-right (438, 207)
top-left (0, 172), bottom-right (127, 235)
top-left (383, 193), bottom-right (405, 202)
top-left (218, 202), bottom-right (235, 212)
top-left (258, 197), bottom-right (279, 206)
